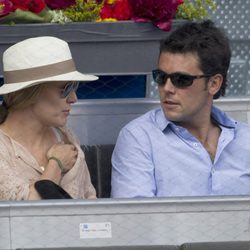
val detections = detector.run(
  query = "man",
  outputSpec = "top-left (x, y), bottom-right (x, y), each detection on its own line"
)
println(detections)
top-left (111, 20), bottom-right (250, 198)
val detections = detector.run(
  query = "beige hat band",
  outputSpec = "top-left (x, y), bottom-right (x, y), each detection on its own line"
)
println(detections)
top-left (4, 59), bottom-right (76, 84)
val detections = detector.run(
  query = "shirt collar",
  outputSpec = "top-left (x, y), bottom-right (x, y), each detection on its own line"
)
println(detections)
top-left (5, 133), bottom-right (43, 173)
top-left (211, 105), bottom-right (236, 128)
top-left (155, 105), bottom-right (236, 132)
top-left (155, 108), bottom-right (172, 131)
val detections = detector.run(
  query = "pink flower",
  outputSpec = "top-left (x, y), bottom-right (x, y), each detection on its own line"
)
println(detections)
top-left (129, 0), bottom-right (182, 31)
top-left (44, 0), bottom-right (76, 10)
top-left (0, 0), bottom-right (14, 16)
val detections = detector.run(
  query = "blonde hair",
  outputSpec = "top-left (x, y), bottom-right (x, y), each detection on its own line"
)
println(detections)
top-left (0, 84), bottom-right (46, 124)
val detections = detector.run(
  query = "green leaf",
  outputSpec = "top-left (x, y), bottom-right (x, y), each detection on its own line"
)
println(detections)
top-left (0, 9), bottom-right (47, 24)
top-left (38, 8), bottom-right (54, 23)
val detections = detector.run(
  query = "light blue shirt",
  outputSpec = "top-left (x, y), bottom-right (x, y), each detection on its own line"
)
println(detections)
top-left (111, 106), bottom-right (250, 198)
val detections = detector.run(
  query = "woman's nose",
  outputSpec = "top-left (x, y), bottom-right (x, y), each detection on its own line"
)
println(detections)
top-left (67, 90), bottom-right (78, 103)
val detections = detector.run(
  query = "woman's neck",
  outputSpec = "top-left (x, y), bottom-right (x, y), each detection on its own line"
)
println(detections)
top-left (0, 108), bottom-right (54, 148)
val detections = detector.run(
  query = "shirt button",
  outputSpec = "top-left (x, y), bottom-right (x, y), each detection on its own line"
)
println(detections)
top-left (193, 143), bottom-right (198, 147)
top-left (211, 168), bottom-right (215, 174)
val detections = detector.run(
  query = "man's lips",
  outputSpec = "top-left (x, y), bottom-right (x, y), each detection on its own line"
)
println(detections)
top-left (164, 100), bottom-right (179, 105)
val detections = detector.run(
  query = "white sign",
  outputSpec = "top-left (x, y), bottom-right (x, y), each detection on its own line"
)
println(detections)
top-left (79, 222), bottom-right (112, 239)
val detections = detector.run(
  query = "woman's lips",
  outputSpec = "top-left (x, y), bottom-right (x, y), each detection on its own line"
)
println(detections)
top-left (62, 110), bottom-right (70, 116)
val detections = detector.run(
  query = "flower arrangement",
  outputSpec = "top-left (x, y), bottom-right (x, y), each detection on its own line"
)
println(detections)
top-left (0, 0), bottom-right (216, 31)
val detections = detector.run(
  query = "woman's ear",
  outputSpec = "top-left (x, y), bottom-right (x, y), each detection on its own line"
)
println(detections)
top-left (208, 74), bottom-right (223, 96)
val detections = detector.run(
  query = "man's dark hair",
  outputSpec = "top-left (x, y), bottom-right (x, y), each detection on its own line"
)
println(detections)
top-left (160, 20), bottom-right (231, 99)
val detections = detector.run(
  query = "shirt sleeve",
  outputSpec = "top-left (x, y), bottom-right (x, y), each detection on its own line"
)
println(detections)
top-left (83, 166), bottom-right (96, 199)
top-left (60, 127), bottom-right (96, 199)
top-left (111, 126), bottom-right (156, 198)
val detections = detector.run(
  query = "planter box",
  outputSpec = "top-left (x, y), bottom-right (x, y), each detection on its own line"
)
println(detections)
top-left (0, 21), bottom-right (184, 77)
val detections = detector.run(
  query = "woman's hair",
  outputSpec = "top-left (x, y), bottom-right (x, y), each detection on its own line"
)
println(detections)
top-left (0, 84), bottom-right (46, 124)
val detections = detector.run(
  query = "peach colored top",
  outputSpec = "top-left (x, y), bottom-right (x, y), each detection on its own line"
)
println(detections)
top-left (0, 127), bottom-right (96, 200)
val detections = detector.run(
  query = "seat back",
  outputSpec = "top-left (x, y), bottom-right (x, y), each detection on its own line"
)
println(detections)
top-left (82, 144), bottom-right (115, 198)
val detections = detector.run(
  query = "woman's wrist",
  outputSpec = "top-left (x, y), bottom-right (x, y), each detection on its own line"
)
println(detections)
top-left (48, 156), bottom-right (65, 173)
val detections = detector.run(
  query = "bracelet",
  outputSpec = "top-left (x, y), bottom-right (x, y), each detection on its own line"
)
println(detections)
top-left (48, 156), bottom-right (65, 173)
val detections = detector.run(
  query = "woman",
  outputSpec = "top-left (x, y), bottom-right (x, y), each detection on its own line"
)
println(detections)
top-left (0, 36), bottom-right (98, 200)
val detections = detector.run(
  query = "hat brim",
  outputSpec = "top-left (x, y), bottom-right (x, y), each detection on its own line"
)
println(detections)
top-left (0, 70), bottom-right (98, 95)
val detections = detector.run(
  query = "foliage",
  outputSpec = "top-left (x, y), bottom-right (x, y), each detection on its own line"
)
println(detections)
top-left (176, 0), bottom-right (216, 20)
top-left (0, 8), bottom-right (47, 24)
top-left (63, 0), bottom-right (102, 22)
top-left (0, 0), bottom-right (74, 24)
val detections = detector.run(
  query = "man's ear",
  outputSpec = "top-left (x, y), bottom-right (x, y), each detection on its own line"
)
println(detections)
top-left (208, 74), bottom-right (223, 96)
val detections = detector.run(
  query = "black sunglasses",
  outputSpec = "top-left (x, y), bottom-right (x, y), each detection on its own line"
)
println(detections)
top-left (152, 69), bottom-right (212, 88)
top-left (60, 81), bottom-right (79, 98)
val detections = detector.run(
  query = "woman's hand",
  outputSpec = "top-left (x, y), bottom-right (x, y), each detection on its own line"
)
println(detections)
top-left (29, 143), bottom-right (78, 200)
top-left (47, 142), bottom-right (78, 173)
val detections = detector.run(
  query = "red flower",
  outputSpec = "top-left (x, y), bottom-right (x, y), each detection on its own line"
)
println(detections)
top-left (177, 0), bottom-right (184, 4)
top-left (29, 0), bottom-right (46, 13)
top-left (129, 0), bottom-right (182, 31)
top-left (11, 0), bottom-right (46, 13)
top-left (11, 0), bottom-right (29, 11)
top-left (100, 2), bottom-right (113, 19)
top-left (44, 0), bottom-right (76, 10)
top-left (100, 0), bottom-right (132, 20)
top-left (0, 0), bottom-right (14, 16)
top-left (113, 0), bottom-right (131, 20)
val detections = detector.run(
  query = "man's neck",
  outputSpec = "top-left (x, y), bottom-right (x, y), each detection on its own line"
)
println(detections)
top-left (177, 117), bottom-right (221, 161)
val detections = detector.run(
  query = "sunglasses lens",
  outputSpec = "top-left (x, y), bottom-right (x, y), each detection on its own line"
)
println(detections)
top-left (171, 74), bottom-right (194, 88)
top-left (152, 70), bottom-right (166, 86)
top-left (61, 82), bottom-right (79, 98)
top-left (153, 70), bottom-right (197, 88)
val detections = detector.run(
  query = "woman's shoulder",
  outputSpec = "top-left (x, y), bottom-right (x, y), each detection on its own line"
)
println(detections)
top-left (0, 128), bottom-right (12, 144)
top-left (0, 128), bottom-right (14, 156)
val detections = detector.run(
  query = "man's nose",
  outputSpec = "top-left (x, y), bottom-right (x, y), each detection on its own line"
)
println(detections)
top-left (162, 77), bottom-right (176, 93)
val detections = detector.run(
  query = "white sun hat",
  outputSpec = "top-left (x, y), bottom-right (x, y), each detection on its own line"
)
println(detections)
top-left (0, 36), bottom-right (98, 95)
